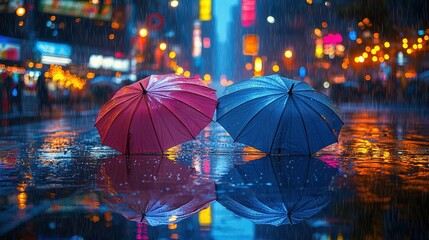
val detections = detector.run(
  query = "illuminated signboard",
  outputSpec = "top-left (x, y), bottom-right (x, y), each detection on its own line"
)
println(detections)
top-left (243, 34), bottom-right (259, 56)
top-left (241, 0), bottom-right (256, 27)
top-left (40, 0), bottom-right (112, 21)
top-left (0, 35), bottom-right (21, 61)
top-left (199, 0), bottom-right (211, 21)
top-left (36, 41), bottom-right (72, 57)
top-left (192, 21), bottom-right (202, 57)
top-left (89, 55), bottom-right (130, 72)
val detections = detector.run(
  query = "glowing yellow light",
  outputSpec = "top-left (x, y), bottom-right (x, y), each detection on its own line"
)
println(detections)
top-left (198, 206), bottom-right (212, 226)
top-left (402, 38), bottom-right (408, 44)
top-left (28, 62), bottom-right (34, 68)
top-left (358, 56), bottom-right (365, 62)
top-left (362, 52), bottom-right (369, 58)
top-left (169, 51), bottom-right (176, 58)
top-left (354, 57), bottom-right (360, 63)
top-left (314, 28), bottom-right (321, 36)
top-left (356, 38), bottom-right (362, 44)
top-left (17, 192), bottom-right (27, 210)
top-left (203, 74), bottom-right (211, 81)
top-left (183, 71), bottom-right (191, 77)
top-left (372, 56), bottom-right (378, 62)
top-left (402, 43), bottom-right (408, 49)
top-left (315, 47), bottom-right (323, 57)
top-left (406, 49), bottom-right (412, 54)
top-left (168, 224), bottom-right (178, 230)
top-left (306, 0), bottom-right (313, 4)
top-left (365, 46), bottom-right (371, 52)
top-left (16, 7), bottom-right (26, 17)
top-left (412, 44), bottom-right (417, 49)
top-left (108, 34), bottom-right (115, 40)
top-left (374, 45), bottom-right (380, 51)
top-left (272, 64), bottom-right (279, 72)
top-left (139, 28), bottom-right (148, 38)
top-left (418, 38), bottom-right (423, 43)
top-left (176, 67), bottom-right (184, 75)
top-left (384, 41), bottom-right (390, 48)
top-left (168, 215), bottom-right (178, 222)
top-left (384, 54), bottom-right (390, 60)
top-left (159, 42), bottom-right (167, 51)
top-left (254, 57), bottom-right (263, 72)
top-left (86, 72), bottom-right (95, 79)
top-left (371, 49), bottom-right (377, 55)
top-left (170, 0), bottom-right (179, 8)
top-left (284, 50), bottom-right (293, 58)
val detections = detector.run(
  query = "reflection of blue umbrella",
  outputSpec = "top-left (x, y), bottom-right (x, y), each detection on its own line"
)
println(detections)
top-left (216, 156), bottom-right (338, 226)
top-left (216, 74), bottom-right (343, 155)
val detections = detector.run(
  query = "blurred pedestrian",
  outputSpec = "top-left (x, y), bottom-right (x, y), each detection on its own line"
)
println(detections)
top-left (14, 75), bottom-right (24, 113)
top-left (4, 72), bottom-right (12, 113)
top-left (36, 72), bottom-right (52, 113)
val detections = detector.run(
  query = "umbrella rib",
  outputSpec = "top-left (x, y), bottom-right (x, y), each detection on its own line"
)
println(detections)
top-left (95, 94), bottom-right (141, 125)
top-left (290, 97), bottom-right (312, 155)
top-left (298, 99), bottom-right (341, 140)
top-left (143, 94), bottom-right (164, 152)
top-left (149, 97), bottom-right (197, 140)
top-left (233, 94), bottom-right (286, 143)
top-left (217, 93), bottom-right (284, 122)
top-left (152, 81), bottom-right (215, 92)
top-left (152, 89), bottom-right (217, 105)
top-left (268, 96), bottom-right (288, 154)
top-left (294, 92), bottom-right (343, 123)
top-left (96, 95), bottom-right (141, 143)
top-left (150, 93), bottom-right (215, 122)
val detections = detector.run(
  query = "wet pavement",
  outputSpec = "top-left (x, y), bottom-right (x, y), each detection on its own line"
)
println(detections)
top-left (0, 104), bottom-right (428, 239)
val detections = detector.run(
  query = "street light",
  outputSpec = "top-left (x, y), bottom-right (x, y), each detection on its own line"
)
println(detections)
top-left (16, 7), bottom-right (26, 17)
top-left (170, 0), bottom-right (179, 8)
top-left (159, 42), bottom-right (167, 51)
top-left (139, 27), bottom-right (149, 38)
top-left (284, 50), bottom-right (293, 58)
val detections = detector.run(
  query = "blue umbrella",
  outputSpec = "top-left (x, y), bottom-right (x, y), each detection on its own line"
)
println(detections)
top-left (216, 155), bottom-right (339, 226)
top-left (216, 74), bottom-right (343, 155)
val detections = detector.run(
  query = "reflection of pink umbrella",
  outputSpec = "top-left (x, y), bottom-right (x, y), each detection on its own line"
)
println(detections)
top-left (95, 74), bottom-right (217, 154)
top-left (96, 155), bottom-right (216, 226)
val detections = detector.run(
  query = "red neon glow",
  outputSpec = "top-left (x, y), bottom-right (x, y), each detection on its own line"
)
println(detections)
top-left (241, 0), bottom-right (256, 27)
top-left (323, 33), bottom-right (343, 45)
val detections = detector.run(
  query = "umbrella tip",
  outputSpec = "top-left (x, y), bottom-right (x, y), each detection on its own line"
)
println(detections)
top-left (140, 213), bottom-right (146, 223)
top-left (288, 83), bottom-right (295, 95)
top-left (139, 82), bottom-right (148, 94)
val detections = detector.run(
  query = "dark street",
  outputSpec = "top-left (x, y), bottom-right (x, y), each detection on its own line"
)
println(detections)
top-left (0, 104), bottom-right (428, 239)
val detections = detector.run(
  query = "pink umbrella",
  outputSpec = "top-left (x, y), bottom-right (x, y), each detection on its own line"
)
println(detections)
top-left (96, 155), bottom-right (216, 225)
top-left (95, 74), bottom-right (217, 154)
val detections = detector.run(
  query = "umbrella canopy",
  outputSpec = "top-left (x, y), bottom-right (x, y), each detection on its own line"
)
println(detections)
top-left (216, 155), bottom-right (338, 226)
top-left (95, 74), bottom-right (217, 154)
top-left (96, 154), bottom-right (216, 226)
top-left (216, 74), bottom-right (343, 155)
